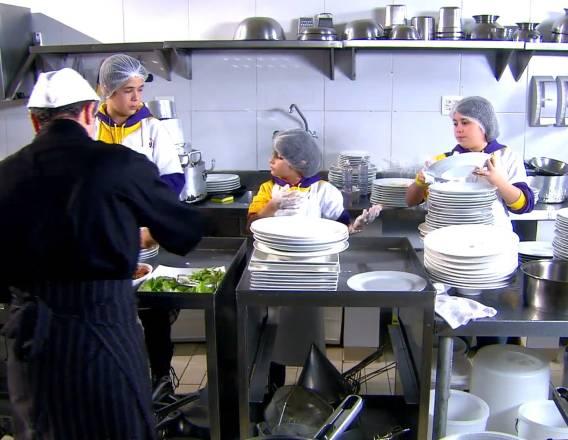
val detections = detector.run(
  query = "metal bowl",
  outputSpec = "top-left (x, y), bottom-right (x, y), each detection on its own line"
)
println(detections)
top-left (343, 19), bottom-right (383, 40)
top-left (529, 157), bottom-right (568, 176)
top-left (522, 260), bottom-right (568, 315)
top-left (233, 17), bottom-right (285, 41)
top-left (390, 24), bottom-right (419, 40)
top-left (298, 27), bottom-right (337, 41)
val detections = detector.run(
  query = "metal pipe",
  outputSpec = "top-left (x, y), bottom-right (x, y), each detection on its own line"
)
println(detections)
top-left (432, 336), bottom-right (453, 439)
top-left (288, 103), bottom-right (317, 138)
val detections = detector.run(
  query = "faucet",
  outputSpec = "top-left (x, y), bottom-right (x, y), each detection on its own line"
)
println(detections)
top-left (288, 104), bottom-right (317, 138)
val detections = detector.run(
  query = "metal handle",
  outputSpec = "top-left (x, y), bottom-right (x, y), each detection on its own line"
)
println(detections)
top-left (313, 395), bottom-right (363, 440)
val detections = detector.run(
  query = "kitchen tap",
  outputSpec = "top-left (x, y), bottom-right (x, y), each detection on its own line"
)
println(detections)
top-left (288, 104), bottom-right (317, 138)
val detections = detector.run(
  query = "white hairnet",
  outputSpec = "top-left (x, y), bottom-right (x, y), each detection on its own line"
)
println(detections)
top-left (98, 54), bottom-right (148, 98)
top-left (273, 129), bottom-right (321, 177)
top-left (450, 96), bottom-right (500, 141)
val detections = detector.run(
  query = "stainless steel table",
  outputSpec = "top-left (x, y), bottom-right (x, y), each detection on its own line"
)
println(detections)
top-left (235, 237), bottom-right (437, 439)
top-left (429, 274), bottom-right (568, 439)
top-left (137, 237), bottom-right (247, 440)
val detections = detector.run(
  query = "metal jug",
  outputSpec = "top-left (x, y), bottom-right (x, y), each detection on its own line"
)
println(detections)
top-left (180, 150), bottom-right (215, 203)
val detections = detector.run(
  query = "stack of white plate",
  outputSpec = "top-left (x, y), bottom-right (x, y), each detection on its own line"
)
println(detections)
top-left (553, 208), bottom-right (568, 260)
top-left (139, 244), bottom-right (159, 261)
top-left (328, 164), bottom-right (377, 195)
top-left (370, 178), bottom-right (413, 208)
top-left (206, 173), bottom-right (241, 194)
top-left (248, 249), bottom-right (340, 291)
top-left (249, 217), bottom-right (349, 290)
top-left (425, 181), bottom-right (496, 233)
top-left (424, 224), bottom-right (519, 293)
top-left (518, 241), bottom-right (553, 264)
top-left (338, 149), bottom-right (371, 167)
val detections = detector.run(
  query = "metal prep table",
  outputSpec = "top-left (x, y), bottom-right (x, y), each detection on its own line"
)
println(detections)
top-left (235, 236), bottom-right (437, 439)
top-left (426, 273), bottom-right (568, 439)
top-left (137, 237), bottom-right (247, 440)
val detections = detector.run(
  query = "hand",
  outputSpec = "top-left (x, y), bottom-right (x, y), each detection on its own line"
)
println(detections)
top-left (473, 154), bottom-right (506, 187)
top-left (140, 227), bottom-right (156, 249)
top-left (278, 190), bottom-right (307, 210)
top-left (349, 204), bottom-right (383, 234)
top-left (416, 160), bottom-right (435, 187)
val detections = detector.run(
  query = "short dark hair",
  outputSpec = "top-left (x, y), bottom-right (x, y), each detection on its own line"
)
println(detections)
top-left (29, 100), bottom-right (98, 125)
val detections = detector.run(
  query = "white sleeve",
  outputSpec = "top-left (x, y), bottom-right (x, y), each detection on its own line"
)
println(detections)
top-left (149, 119), bottom-right (183, 176)
top-left (499, 147), bottom-right (528, 185)
top-left (318, 182), bottom-right (346, 220)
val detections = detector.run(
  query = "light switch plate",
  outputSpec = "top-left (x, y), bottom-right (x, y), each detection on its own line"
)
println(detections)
top-left (441, 95), bottom-right (463, 116)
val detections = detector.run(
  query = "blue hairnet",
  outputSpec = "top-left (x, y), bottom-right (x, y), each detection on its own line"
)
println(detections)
top-left (273, 129), bottom-right (321, 177)
top-left (450, 96), bottom-right (500, 141)
top-left (98, 54), bottom-right (148, 98)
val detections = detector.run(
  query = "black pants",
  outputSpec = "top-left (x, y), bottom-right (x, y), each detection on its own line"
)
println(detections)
top-left (138, 308), bottom-right (178, 380)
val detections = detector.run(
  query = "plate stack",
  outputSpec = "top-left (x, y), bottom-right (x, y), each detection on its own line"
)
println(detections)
top-left (518, 241), bottom-right (553, 264)
top-left (424, 182), bottom-right (496, 235)
top-left (139, 244), bottom-right (159, 261)
top-left (337, 150), bottom-right (371, 167)
top-left (206, 173), bottom-right (241, 194)
top-left (248, 217), bottom-right (349, 290)
top-left (370, 178), bottom-right (413, 208)
top-left (553, 208), bottom-right (568, 260)
top-left (424, 224), bottom-right (519, 293)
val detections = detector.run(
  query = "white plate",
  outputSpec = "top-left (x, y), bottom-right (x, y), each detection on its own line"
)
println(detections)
top-left (254, 240), bottom-right (349, 257)
top-left (518, 241), bottom-right (554, 258)
top-left (250, 249), bottom-right (339, 265)
top-left (248, 262), bottom-right (339, 272)
top-left (254, 238), bottom-right (348, 252)
top-left (206, 173), bottom-right (240, 183)
top-left (250, 216), bottom-right (349, 241)
top-left (347, 271), bottom-right (427, 292)
top-left (372, 178), bottom-right (414, 188)
top-left (253, 231), bottom-right (348, 245)
top-left (429, 181), bottom-right (495, 194)
top-left (426, 152), bottom-right (489, 180)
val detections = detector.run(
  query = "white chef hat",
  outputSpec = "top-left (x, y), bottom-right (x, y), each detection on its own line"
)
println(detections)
top-left (27, 68), bottom-right (100, 109)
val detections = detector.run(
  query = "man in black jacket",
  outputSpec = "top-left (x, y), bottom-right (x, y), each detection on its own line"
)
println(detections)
top-left (0, 68), bottom-right (204, 439)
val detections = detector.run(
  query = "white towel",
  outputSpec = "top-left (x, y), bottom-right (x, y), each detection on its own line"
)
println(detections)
top-left (435, 294), bottom-right (497, 329)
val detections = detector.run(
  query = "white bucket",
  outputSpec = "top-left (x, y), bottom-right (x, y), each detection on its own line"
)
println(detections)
top-left (441, 432), bottom-right (522, 439)
top-left (429, 389), bottom-right (490, 438)
top-left (517, 400), bottom-right (568, 439)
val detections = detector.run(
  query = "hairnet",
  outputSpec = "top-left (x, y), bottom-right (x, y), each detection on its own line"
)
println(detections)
top-left (273, 129), bottom-right (321, 177)
top-left (450, 96), bottom-right (500, 141)
top-left (98, 54), bottom-right (148, 98)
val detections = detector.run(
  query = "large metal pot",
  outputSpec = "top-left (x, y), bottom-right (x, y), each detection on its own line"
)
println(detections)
top-left (521, 260), bottom-right (568, 315)
top-left (527, 175), bottom-right (568, 203)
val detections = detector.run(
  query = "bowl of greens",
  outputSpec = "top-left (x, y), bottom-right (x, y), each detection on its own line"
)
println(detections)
top-left (138, 266), bottom-right (226, 294)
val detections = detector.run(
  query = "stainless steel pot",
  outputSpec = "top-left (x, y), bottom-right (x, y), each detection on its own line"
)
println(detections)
top-left (234, 17), bottom-right (286, 41)
top-left (470, 15), bottom-right (503, 40)
top-left (146, 99), bottom-right (176, 119)
top-left (513, 22), bottom-right (542, 42)
top-left (529, 157), bottom-right (568, 176)
top-left (527, 175), bottom-right (568, 203)
top-left (522, 260), bottom-right (568, 315)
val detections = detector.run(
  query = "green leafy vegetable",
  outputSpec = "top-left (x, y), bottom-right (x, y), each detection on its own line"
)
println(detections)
top-left (138, 267), bottom-right (225, 294)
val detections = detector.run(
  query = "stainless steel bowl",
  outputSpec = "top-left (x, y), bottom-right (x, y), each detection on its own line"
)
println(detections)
top-left (233, 17), bottom-right (285, 41)
top-left (470, 15), bottom-right (503, 40)
top-left (529, 157), bottom-right (568, 176)
top-left (343, 19), bottom-right (383, 40)
top-left (390, 24), bottom-right (419, 40)
top-left (527, 175), bottom-right (568, 203)
top-left (298, 27), bottom-right (337, 41)
top-left (512, 23), bottom-right (542, 42)
top-left (522, 260), bottom-right (568, 315)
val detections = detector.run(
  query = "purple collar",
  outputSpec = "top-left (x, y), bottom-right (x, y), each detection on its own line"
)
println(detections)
top-left (273, 175), bottom-right (321, 188)
top-left (96, 104), bottom-right (152, 128)
top-left (452, 139), bottom-right (506, 155)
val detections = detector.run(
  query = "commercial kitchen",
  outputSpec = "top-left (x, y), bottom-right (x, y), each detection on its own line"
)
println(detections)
top-left (0, 1), bottom-right (568, 439)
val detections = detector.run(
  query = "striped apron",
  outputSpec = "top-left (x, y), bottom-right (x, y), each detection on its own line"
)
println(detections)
top-left (2, 280), bottom-right (156, 440)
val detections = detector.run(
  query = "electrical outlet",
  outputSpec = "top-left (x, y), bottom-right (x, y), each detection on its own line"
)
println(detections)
top-left (441, 95), bottom-right (463, 116)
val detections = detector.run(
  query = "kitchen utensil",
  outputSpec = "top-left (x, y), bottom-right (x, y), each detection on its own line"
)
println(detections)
top-left (146, 99), bottom-right (176, 119)
top-left (180, 150), bottom-right (210, 203)
top-left (234, 17), bottom-right (286, 41)
top-left (298, 27), bottom-right (337, 41)
top-left (470, 15), bottom-right (503, 40)
top-left (521, 260), bottom-right (568, 315)
top-left (133, 263), bottom-right (153, 288)
top-left (385, 4), bottom-right (407, 29)
top-left (343, 19), bottom-right (383, 40)
top-left (438, 6), bottom-right (462, 33)
top-left (529, 156), bottom-right (568, 175)
top-left (552, 8), bottom-right (568, 36)
top-left (527, 174), bottom-right (568, 203)
top-left (440, 432), bottom-right (522, 439)
top-left (512, 22), bottom-right (541, 42)
top-left (411, 16), bottom-right (435, 40)
top-left (425, 152), bottom-right (490, 181)
top-left (347, 271), bottom-right (427, 292)
top-left (517, 400), bottom-right (568, 439)
top-left (553, 32), bottom-right (568, 43)
top-left (389, 24), bottom-right (419, 40)
top-left (315, 13), bottom-right (334, 29)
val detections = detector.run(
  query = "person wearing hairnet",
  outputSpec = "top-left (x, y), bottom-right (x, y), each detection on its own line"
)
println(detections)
top-left (406, 96), bottom-right (534, 227)
top-left (0, 68), bottom-right (203, 439)
top-left (248, 128), bottom-right (382, 388)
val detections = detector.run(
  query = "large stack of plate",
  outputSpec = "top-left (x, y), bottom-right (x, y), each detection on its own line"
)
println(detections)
top-left (248, 217), bottom-right (348, 290)
top-left (424, 182), bottom-right (496, 234)
top-left (553, 208), bottom-right (568, 260)
top-left (206, 173), bottom-right (241, 194)
top-left (370, 178), bottom-right (413, 208)
top-left (424, 224), bottom-right (519, 294)
top-left (518, 241), bottom-right (553, 264)
top-left (139, 244), bottom-right (159, 261)
top-left (337, 150), bottom-right (370, 167)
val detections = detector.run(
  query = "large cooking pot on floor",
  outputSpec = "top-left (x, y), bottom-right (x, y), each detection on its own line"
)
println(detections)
top-left (527, 174), bottom-right (568, 203)
top-left (521, 260), bottom-right (568, 315)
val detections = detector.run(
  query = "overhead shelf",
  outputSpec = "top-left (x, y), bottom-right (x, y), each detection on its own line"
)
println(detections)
top-left (511, 42), bottom-right (568, 81)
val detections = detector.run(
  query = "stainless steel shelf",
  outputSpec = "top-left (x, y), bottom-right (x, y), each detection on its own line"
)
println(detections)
top-left (164, 40), bottom-right (342, 49)
top-left (29, 42), bottom-right (165, 54)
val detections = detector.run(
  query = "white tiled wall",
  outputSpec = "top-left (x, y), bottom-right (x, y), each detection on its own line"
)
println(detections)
top-left (1, 0), bottom-right (567, 168)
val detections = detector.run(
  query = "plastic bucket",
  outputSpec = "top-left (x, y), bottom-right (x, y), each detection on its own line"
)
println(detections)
top-left (517, 400), bottom-right (568, 439)
top-left (441, 432), bottom-right (522, 439)
top-left (429, 390), bottom-right (490, 438)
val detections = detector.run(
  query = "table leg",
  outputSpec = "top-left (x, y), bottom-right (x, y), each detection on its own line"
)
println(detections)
top-left (238, 304), bottom-right (252, 439)
top-left (432, 336), bottom-right (453, 440)
top-left (204, 308), bottom-right (221, 440)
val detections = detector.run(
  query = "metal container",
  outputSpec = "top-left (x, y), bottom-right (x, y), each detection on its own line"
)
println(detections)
top-left (343, 19), bottom-right (383, 40)
top-left (552, 8), bottom-right (568, 35)
top-left (411, 16), bottom-right (436, 40)
top-left (470, 14), bottom-right (503, 40)
top-left (298, 27), bottom-right (337, 41)
top-left (529, 157), bottom-right (568, 176)
top-left (180, 150), bottom-right (209, 203)
top-left (233, 17), bottom-right (285, 41)
top-left (527, 175), bottom-right (568, 203)
top-left (438, 6), bottom-right (462, 32)
top-left (513, 22), bottom-right (542, 42)
top-left (390, 24), bottom-right (419, 40)
top-left (522, 260), bottom-right (568, 315)
top-left (146, 99), bottom-right (176, 119)
top-left (385, 4), bottom-right (407, 29)
top-left (553, 32), bottom-right (568, 43)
